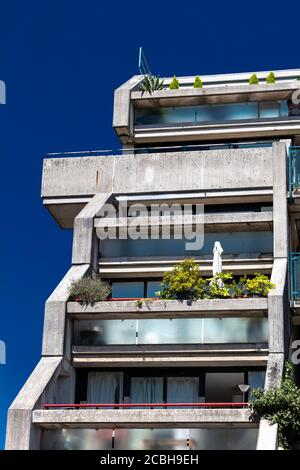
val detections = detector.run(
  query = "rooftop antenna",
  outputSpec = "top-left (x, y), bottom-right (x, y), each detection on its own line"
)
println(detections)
top-left (138, 47), bottom-right (151, 76)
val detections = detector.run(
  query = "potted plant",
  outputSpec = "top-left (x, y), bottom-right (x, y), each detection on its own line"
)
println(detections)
top-left (245, 273), bottom-right (275, 297)
top-left (194, 76), bottom-right (203, 88)
top-left (139, 74), bottom-right (165, 96)
top-left (266, 72), bottom-right (276, 84)
top-left (159, 258), bottom-right (206, 301)
top-left (169, 75), bottom-right (180, 90)
top-left (68, 276), bottom-right (111, 307)
top-left (249, 73), bottom-right (259, 85)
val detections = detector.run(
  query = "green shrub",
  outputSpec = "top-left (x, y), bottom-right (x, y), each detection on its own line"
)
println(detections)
top-left (249, 73), bottom-right (259, 85)
top-left (205, 272), bottom-right (233, 299)
top-left (158, 261), bottom-right (275, 301)
top-left (159, 259), bottom-right (206, 300)
top-left (266, 72), bottom-right (276, 84)
top-left (169, 75), bottom-right (180, 90)
top-left (250, 363), bottom-right (300, 449)
top-left (245, 272), bottom-right (275, 297)
top-left (68, 276), bottom-right (111, 306)
top-left (139, 74), bottom-right (165, 95)
top-left (194, 76), bottom-right (203, 88)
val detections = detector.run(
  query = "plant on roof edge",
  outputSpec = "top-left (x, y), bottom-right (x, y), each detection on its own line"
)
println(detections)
top-left (245, 272), bottom-right (275, 297)
top-left (249, 73), bottom-right (259, 85)
top-left (194, 76), bottom-right (203, 88)
top-left (139, 74), bottom-right (165, 95)
top-left (169, 75), bottom-right (180, 90)
top-left (250, 362), bottom-right (300, 450)
top-left (68, 276), bottom-right (111, 306)
top-left (266, 72), bottom-right (276, 84)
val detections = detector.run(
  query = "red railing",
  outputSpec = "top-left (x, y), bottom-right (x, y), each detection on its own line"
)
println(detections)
top-left (43, 402), bottom-right (248, 409)
top-left (108, 298), bottom-right (158, 301)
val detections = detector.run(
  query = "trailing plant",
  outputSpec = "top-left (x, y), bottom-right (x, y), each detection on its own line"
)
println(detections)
top-left (169, 75), bottom-right (180, 90)
top-left (250, 363), bottom-right (300, 449)
top-left (159, 259), bottom-right (206, 300)
top-left (245, 272), bottom-right (275, 297)
top-left (249, 73), bottom-right (259, 85)
top-left (135, 298), bottom-right (155, 309)
top-left (266, 72), bottom-right (276, 84)
top-left (139, 74), bottom-right (165, 95)
top-left (68, 276), bottom-right (111, 307)
top-left (194, 76), bottom-right (203, 88)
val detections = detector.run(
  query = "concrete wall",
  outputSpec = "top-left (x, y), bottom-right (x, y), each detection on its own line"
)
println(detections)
top-left (42, 147), bottom-right (273, 199)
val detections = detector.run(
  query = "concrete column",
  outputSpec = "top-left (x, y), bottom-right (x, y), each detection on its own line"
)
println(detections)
top-left (257, 419), bottom-right (278, 450)
top-left (273, 142), bottom-right (288, 258)
top-left (72, 192), bottom-right (113, 264)
top-left (5, 357), bottom-right (63, 450)
top-left (42, 264), bottom-right (90, 357)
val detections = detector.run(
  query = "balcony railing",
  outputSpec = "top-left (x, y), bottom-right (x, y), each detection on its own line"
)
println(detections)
top-left (290, 253), bottom-right (300, 300)
top-left (289, 147), bottom-right (300, 194)
top-left (45, 141), bottom-right (274, 159)
top-left (43, 402), bottom-right (247, 409)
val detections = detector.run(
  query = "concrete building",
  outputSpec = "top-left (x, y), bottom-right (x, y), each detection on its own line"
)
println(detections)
top-left (6, 68), bottom-right (300, 450)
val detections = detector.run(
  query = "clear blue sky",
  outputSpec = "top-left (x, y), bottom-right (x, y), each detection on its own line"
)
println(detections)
top-left (0, 0), bottom-right (299, 449)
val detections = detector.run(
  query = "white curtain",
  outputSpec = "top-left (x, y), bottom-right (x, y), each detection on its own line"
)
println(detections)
top-left (87, 372), bottom-right (123, 404)
top-left (130, 377), bottom-right (164, 404)
top-left (167, 377), bottom-right (199, 404)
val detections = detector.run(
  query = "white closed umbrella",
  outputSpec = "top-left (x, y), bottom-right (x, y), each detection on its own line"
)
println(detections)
top-left (212, 241), bottom-right (223, 276)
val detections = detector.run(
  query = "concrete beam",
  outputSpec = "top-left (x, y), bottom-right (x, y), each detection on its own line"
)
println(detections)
top-left (94, 211), bottom-right (273, 234)
top-left (33, 408), bottom-right (253, 428)
top-left (273, 142), bottom-right (288, 258)
top-left (67, 298), bottom-right (268, 320)
top-left (72, 352), bottom-right (268, 368)
top-left (72, 193), bottom-right (113, 264)
top-left (42, 264), bottom-right (90, 357)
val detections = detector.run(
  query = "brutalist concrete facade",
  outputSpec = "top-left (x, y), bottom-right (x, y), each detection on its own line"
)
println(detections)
top-left (6, 68), bottom-right (300, 450)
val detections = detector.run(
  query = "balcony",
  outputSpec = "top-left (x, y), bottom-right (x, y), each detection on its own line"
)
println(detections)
top-left (42, 146), bottom-right (274, 228)
top-left (113, 71), bottom-right (300, 144)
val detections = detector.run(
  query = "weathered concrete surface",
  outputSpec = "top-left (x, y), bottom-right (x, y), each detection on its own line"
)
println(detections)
top-left (72, 193), bottom-right (113, 265)
top-left (42, 264), bottom-right (90, 357)
top-left (273, 143), bottom-right (288, 258)
top-left (5, 357), bottom-right (63, 450)
top-left (94, 211), bottom-right (273, 233)
top-left (256, 419), bottom-right (278, 450)
top-left (42, 148), bottom-right (273, 199)
top-left (264, 353), bottom-right (285, 389)
top-left (268, 258), bottom-right (287, 353)
top-left (33, 408), bottom-right (253, 428)
top-left (67, 298), bottom-right (268, 319)
top-left (72, 352), bottom-right (268, 368)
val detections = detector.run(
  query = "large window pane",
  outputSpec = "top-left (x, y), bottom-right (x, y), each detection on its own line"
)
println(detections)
top-left (134, 100), bottom-right (288, 126)
top-left (147, 281), bottom-right (161, 298)
top-left (248, 370), bottom-right (266, 400)
top-left (112, 282), bottom-right (144, 298)
top-left (100, 231), bottom-right (273, 258)
top-left (205, 372), bottom-right (244, 402)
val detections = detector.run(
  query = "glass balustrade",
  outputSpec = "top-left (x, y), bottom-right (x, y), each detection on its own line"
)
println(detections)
top-left (74, 317), bottom-right (268, 346)
top-left (41, 427), bottom-right (258, 450)
top-left (134, 100), bottom-right (289, 126)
